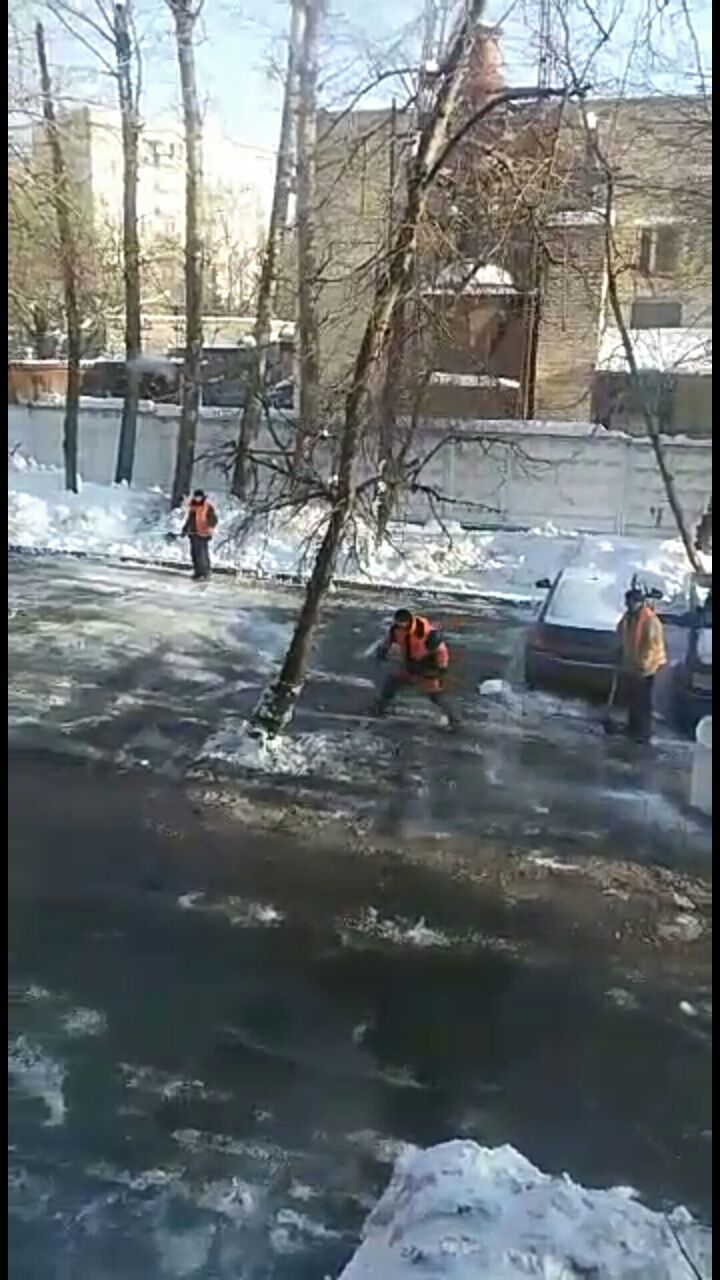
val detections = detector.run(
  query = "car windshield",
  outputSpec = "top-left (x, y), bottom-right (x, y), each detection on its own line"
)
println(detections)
top-left (545, 573), bottom-right (625, 631)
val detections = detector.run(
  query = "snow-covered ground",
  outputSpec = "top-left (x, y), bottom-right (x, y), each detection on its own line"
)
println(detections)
top-left (8, 452), bottom-right (699, 605)
top-left (340, 1140), bottom-right (711, 1279)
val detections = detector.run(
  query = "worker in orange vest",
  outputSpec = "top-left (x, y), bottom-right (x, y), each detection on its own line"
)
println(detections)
top-left (181, 489), bottom-right (218, 581)
top-left (373, 608), bottom-right (460, 727)
top-left (616, 586), bottom-right (667, 743)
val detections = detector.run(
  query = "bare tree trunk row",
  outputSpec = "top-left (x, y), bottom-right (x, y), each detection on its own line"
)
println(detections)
top-left (169, 0), bottom-right (204, 509)
top-left (232, 0), bottom-right (302, 498)
top-left (113, 1), bottom-right (142, 485)
top-left (35, 21), bottom-right (81, 494)
top-left (293, 0), bottom-right (322, 475)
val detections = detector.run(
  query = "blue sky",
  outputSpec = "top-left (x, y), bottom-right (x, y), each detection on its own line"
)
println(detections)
top-left (11, 0), bottom-right (712, 153)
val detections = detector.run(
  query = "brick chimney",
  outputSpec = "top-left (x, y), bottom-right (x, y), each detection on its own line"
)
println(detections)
top-left (466, 24), bottom-right (505, 107)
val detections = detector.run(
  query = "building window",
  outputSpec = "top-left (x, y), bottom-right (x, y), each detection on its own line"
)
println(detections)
top-left (630, 299), bottom-right (682, 329)
top-left (638, 226), bottom-right (680, 275)
top-left (592, 370), bottom-right (678, 433)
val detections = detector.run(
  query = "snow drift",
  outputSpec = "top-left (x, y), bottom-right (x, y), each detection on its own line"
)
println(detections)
top-left (8, 453), bottom-right (698, 605)
top-left (340, 1140), bottom-right (711, 1279)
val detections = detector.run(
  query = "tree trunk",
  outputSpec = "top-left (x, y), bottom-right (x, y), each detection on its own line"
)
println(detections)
top-left (169, 0), bottom-right (203, 508)
top-left (35, 22), bottom-right (81, 493)
top-left (251, 0), bottom-right (485, 735)
top-left (231, 0), bottom-right (301, 498)
top-left (375, 301), bottom-right (406, 542)
top-left (375, 98), bottom-right (403, 541)
top-left (113, 2), bottom-right (142, 485)
top-left (293, 0), bottom-right (321, 475)
top-left (597, 168), bottom-right (701, 571)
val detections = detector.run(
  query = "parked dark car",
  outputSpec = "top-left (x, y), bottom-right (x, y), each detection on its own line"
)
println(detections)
top-left (670, 571), bottom-right (712, 734)
top-left (525, 567), bottom-right (668, 697)
top-left (525, 568), bottom-right (627, 696)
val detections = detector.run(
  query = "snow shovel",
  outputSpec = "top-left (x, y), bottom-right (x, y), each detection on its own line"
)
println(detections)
top-left (602, 671), bottom-right (622, 735)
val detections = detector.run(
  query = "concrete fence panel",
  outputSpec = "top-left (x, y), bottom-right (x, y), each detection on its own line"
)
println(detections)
top-left (8, 403), bottom-right (711, 537)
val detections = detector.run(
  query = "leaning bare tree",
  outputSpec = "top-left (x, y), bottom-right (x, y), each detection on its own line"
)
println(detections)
top-left (113, 1), bottom-right (142, 484)
top-left (44, 0), bottom-right (143, 483)
top-left (293, 0), bottom-right (322, 473)
top-left (167, 0), bottom-right (204, 507)
top-left (585, 112), bottom-right (702, 570)
top-left (547, 0), bottom-right (709, 568)
top-left (231, 0), bottom-right (302, 498)
top-left (34, 21), bottom-right (81, 493)
top-left (251, 0), bottom-right (571, 734)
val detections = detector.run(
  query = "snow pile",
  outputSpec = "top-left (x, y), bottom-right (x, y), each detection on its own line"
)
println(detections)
top-left (340, 1140), bottom-right (711, 1279)
top-left (197, 721), bottom-right (387, 781)
top-left (8, 1036), bottom-right (67, 1127)
top-left (8, 451), bottom-right (700, 603)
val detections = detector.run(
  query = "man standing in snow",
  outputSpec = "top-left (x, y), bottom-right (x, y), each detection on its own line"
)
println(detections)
top-left (182, 489), bottom-right (218, 581)
top-left (374, 609), bottom-right (460, 727)
top-left (616, 586), bottom-right (667, 743)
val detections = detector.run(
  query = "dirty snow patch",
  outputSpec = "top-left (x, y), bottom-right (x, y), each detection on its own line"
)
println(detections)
top-left (8, 1036), bottom-right (67, 1126)
top-left (198, 721), bottom-right (381, 781)
top-left (120, 1063), bottom-right (230, 1104)
top-left (339, 907), bottom-right (477, 950)
top-left (526, 852), bottom-right (581, 872)
top-left (60, 1006), bottom-right (107, 1037)
top-left (270, 1206), bottom-right (342, 1255)
top-left (176, 891), bottom-right (285, 927)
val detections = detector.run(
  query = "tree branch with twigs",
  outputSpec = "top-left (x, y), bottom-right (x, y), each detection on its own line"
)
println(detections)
top-left (248, 0), bottom-right (578, 735)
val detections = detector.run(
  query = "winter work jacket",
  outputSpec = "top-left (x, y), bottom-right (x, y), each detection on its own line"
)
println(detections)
top-left (182, 498), bottom-right (218, 539)
top-left (405, 643), bottom-right (450, 693)
top-left (380, 615), bottom-right (449, 691)
top-left (616, 604), bottom-right (667, 676)
top-left (381, 614), bottom-right (432, 663)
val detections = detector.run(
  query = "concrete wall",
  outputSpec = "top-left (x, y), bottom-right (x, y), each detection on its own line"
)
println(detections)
top-left (414, 422), bottom-right (711, 536)
top-left (8, 402), bottom-right (237, 494)
top-left (8, 402), bottom-right (711, 538)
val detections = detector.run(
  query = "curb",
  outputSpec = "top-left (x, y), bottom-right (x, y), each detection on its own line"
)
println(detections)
top-left (8, 542), bottom-right (538, 609)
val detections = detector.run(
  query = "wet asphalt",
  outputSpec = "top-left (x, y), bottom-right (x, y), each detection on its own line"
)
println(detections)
top-left (8, 554), bottom-right (713, 1278)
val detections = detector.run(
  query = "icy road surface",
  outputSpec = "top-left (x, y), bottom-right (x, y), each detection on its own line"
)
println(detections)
top-left (8, 553), bottom-right (712, 1277)
top-left (8, 553), bottom-right (707, 865)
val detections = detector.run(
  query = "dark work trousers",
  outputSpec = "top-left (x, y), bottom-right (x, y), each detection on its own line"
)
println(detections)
top-left (188, 534), bottom-right (212, 580)
top-left (625, 672), bottom-right (654, 742)
top-left (376, 671), bottom-right (460, 726)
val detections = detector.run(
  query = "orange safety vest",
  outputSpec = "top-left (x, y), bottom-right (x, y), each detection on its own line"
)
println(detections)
top-left (618, 604), bottom-right (667, 676)
top-left (187, 498), bottom-right (216, 538)
top-left (389, 615), bottom-right (449, 691)
top-left (388, 614), bottom-right (432, 663)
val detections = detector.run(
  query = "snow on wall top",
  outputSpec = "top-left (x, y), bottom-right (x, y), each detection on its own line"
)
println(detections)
top-left (9, 400), bottom-right (712, 446)
top-left (340, 1140), bottom-right (711, 1279)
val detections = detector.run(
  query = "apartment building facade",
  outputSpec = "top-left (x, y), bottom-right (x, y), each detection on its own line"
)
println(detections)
top-left (314, 39), bottom-right (712, 435)
top-left (31, 107), bottom-right (275, 314)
